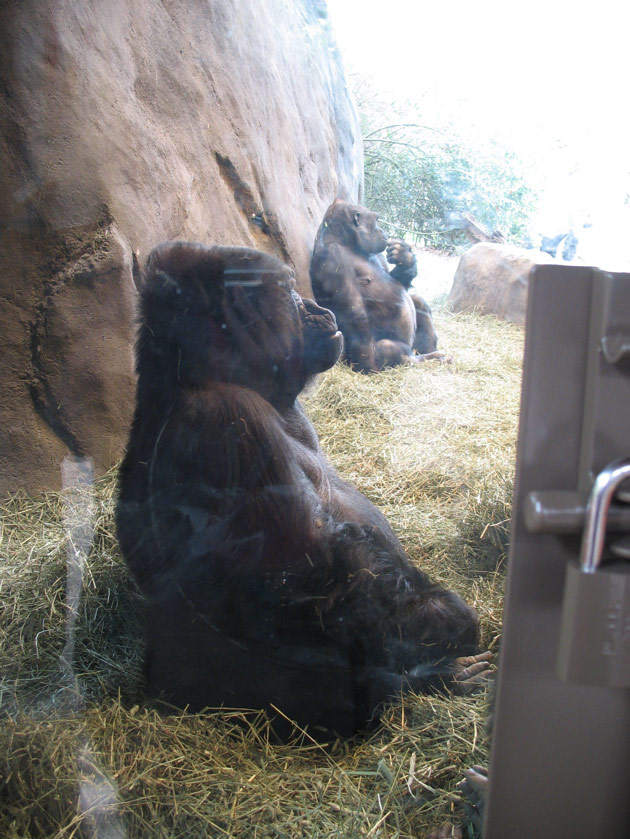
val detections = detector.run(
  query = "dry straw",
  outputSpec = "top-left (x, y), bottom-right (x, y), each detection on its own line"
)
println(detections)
top-left (0, 302), bottom-right (523, 838)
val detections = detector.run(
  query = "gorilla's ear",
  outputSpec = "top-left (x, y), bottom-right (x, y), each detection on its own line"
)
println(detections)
top-left (353, 211), bottom-right (362, 227)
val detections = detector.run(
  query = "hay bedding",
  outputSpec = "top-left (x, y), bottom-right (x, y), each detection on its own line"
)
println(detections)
top-left (0, 303), bottom-right (523, 838)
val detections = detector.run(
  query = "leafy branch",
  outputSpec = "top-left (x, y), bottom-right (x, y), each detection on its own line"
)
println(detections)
top-left (353, 81), bottom-right (537, 250)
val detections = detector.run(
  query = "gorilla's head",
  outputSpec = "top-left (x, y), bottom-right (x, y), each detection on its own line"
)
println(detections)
top-left (137, 242), bottom-right (342, 407)
top-left (320, 199), bottom-right (388, 255)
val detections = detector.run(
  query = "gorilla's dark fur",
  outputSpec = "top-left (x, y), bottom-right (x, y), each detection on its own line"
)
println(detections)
top-left (116, 242), bottom-right (482, 737)
top-left (310, 199), bottom-right (438, 372)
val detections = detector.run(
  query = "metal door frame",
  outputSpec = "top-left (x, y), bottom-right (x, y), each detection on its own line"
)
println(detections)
top-left (484, 264), bottom-right (630, 838)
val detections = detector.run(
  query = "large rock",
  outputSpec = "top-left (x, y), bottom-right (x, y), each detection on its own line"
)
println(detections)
top-left (0, 0), bottom-right (363, 494)
top-left (448, 243), bottom-right (554, 326)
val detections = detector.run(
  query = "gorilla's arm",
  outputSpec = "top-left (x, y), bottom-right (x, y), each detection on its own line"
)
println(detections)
top-left (385, 238), bottom-right (417, 289)
top-left (117, 383), bottom-right (323, 591)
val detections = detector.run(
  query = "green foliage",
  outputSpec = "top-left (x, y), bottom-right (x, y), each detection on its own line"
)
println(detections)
top-left (352, 79), bottom-right (537, 251)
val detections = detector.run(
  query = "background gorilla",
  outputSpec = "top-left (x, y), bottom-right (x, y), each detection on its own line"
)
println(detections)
top-left (116, 242), bottom-right (488, 738)
top-left (310, 199), bottom-right (440, 373)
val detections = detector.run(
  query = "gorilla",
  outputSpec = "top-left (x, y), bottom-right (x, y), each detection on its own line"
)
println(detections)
top-left (310, 199), bottom-right (440, 373)
top-left (116, 241), bottom-right (488, 738)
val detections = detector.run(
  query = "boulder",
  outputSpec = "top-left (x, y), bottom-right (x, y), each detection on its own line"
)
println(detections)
top-left (0, 0), bottom-right (363, 494)
top-left (448, 243), bottom-right (554, 326)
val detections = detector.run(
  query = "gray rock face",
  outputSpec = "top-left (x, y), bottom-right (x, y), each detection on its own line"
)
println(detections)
top-left (0, 0), bottom-right (363, 493)
top-left (448, 243), bottom-right (554, 326)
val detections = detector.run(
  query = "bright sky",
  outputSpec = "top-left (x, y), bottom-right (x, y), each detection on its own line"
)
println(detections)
top-left (326, 0), bottom-right (630, 269)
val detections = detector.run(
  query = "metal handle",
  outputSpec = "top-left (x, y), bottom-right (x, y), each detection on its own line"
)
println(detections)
top-left (579, 458), bottom-right (630, 573)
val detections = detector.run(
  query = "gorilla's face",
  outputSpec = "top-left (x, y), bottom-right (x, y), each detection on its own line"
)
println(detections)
top-left (320, 201), bottom-right (389, 256)
top-left (355, 210), bottom-right (388, 255)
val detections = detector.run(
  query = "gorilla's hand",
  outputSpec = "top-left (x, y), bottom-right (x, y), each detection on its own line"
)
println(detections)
top-left (386, 238), bottom-right (415, 268)
top-left (452, 651), bottom-right (493, 693)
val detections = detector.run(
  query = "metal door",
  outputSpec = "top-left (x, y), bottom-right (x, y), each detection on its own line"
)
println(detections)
top-left (484, 265), bottom-right (630, 838)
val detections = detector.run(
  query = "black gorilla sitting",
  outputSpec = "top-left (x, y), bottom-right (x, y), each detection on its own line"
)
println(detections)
top-left (116, 242), bottom-right (488, 737)
top-left (310, 199), bottom-right (440, 372)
